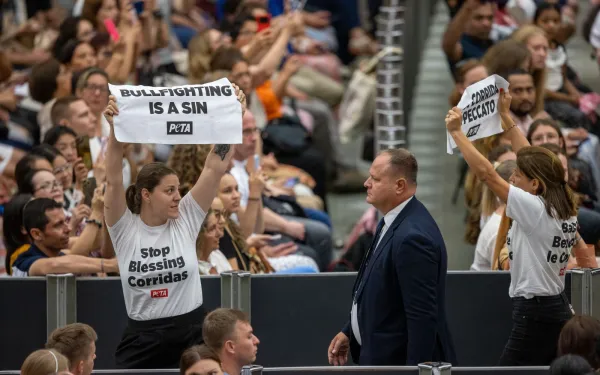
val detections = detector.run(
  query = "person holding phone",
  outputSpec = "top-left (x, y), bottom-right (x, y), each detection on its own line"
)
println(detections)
top-left (102, 84), bottom-right (245, 368)
top-left (445, 89), bottom-right (595, 365)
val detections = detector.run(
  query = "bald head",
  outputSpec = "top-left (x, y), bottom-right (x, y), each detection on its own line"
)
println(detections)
top-left (380, 148), bottom-right (418, 185)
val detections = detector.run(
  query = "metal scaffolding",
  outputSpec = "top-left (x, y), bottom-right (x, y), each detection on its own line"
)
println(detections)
top-left (374, 0), bottom-right (406, 154)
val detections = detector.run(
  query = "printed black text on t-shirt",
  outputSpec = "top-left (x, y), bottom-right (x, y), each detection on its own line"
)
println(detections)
top-left (127, 246), bottom-right (188, 294)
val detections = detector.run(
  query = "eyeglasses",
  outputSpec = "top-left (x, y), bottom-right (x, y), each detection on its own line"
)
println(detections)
top-left (53, 163), bottom-right (73, 175)
top-left (242, 128), bottom-right (258, 137)
top-left (35, 180), bottom-right (62, 192)
top-left (83, 84), bottom-right (108, 94)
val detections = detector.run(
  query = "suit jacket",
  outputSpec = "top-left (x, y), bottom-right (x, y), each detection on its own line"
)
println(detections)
top-left (342, 197), bottom-right (457, 366)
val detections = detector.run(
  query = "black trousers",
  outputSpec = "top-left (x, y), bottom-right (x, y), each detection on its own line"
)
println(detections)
top-left (115, 305), bottom-right (206, 369)
top-left (498, 294), bottom-right (572, 366)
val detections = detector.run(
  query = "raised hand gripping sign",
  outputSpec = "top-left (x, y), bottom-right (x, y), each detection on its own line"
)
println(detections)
top-left (446, 74), bottom-right (510, 154)
top-left (108, 78), bottom-right (242, 145)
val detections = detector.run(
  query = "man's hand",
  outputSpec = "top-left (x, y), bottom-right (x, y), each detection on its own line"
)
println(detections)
top-left (91, 185), bottom-right (106, 215)
top-left (283, 55), bottom-right (303, 75)
top-left (249, 171), bottom-right (266, 196)
top-left (328, 332), bottom-right (350, 366)
top-left (71, 204), bottom-right (92, 229)
top-left (73, 158), bottom-right (89, 186)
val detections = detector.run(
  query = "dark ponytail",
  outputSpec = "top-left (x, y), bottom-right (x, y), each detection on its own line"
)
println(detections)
top-left (125, 185), bottom-right (141, 214)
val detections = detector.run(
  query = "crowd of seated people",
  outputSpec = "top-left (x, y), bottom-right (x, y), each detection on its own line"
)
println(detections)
top-left (0, 0), bottom-right (388, 276)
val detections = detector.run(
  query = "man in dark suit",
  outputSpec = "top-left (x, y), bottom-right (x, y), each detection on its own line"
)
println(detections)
top-left (327, 149), bottom-right (457, 366)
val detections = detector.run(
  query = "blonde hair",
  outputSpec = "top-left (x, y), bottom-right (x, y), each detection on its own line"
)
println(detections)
top-left (511, 25), bottom-right (548, 115)
top-left (188, 30), bottom-right (215, 84)
top-left (21, 349), bottom-right (70, 375)
top-left (481, 161), bottom-right (517, 218)
top-left (167, 144), bottom-right (212, 195)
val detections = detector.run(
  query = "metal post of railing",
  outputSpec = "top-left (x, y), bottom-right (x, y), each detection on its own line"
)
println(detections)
top-left (236, 271), bottom-right (252, 321)
top-left (419, 362), bottom-right (452, 375)
top-left (220, 270), bottom-right (235, 308)
top-left (46, 274), bottom-right (77, 336)
top-left (571, 268), bottom-right (593, 315)
top-left (220, 271), bottom-right (252, 319)
top-left (375, 0), bottom-right (406, 154)
top-left (241, 365), bottom-right (263, 375)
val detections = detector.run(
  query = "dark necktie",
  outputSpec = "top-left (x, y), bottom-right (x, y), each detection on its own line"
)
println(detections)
top-left (354, 218), bottom-right (385, 298)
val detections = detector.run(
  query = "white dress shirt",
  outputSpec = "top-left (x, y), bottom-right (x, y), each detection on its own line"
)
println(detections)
top-left (351, 196), bottom-right (413, 345)
top-left (230, 159), bottom-right (250, 208)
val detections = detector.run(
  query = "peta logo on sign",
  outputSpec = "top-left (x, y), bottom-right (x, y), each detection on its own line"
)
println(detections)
top-left (167, 122), bottom-right (193, 135)
top-left (150, 289), bottom-right (168, 298)
top-left (466, 124), bottom-right (481, 137)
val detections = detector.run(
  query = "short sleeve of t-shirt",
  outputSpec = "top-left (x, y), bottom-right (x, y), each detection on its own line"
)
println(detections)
top-left (107, 208), bottom-right (136, 255)
top-left (176, 194), bottom-right (206, 242)
top-left (506, 185), bottom-right (545, 234)
top-left (13, 253), bottom-right (44, 276)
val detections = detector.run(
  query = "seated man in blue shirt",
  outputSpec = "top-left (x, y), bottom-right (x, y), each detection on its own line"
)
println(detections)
top-left (442, 0), bottom-right (495, 75)
top-left (12, 198), bottom-right (118, 276)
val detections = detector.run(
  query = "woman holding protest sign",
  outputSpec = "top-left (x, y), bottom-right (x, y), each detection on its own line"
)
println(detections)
top-left (103, 83), bottom-right (246, 369)
top-left (445, 89), bottom-right (594, 365)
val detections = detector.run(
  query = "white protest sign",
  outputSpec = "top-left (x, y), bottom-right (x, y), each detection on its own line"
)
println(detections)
top-left (446, 74), bottom-right (510, 154)
top-left (108, 78), bottom-right (242, 145)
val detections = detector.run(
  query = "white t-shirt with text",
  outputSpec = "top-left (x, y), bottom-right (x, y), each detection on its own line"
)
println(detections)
top-left (108, 194), bottom-right (206, 320)
top-left (506, 185), bottom-right (577, 299)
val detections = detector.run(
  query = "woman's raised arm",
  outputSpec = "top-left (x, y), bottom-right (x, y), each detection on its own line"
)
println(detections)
top-left (190, 85), bottom-right (247, 212)
top-left (445, 91), bottom-right (512, 203)
top-left (103, 95), bottom-right (127, 227)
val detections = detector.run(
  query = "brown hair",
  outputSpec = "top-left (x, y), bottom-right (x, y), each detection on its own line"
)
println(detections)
top-left (526, 118), bottom-right (566, 151)
top-left (202, 308), bottom-right (249, 351)
top-left (511, 25), bottom-right (548, 115)
top-left (0, 51), bottom-right (13, 83)
top-left (45, 323), bottom-right (97, 368)
top-left (125, 162), bottom-right (177, 214)
top-left (50, 96), bottom-right (81, 126)
top-left (449, 59), bottom-right (485, 106)
top-left (21, 349), bottom-right (70, 375)
top-left (180, 344), bottom-right (221, 375)
top-left (81, 0), bottom-right (120, 28)
top-left (29, 58), bottom-right (62, 104)
top-left (558, 315), bottom-right (600, 369)
top-left (210, 46), bottom-right (246, 72)
top-left (488, 144), bottom-right (513, 163)
top-left (196, 208), bottom-right (215, 253)
top-left (481, 160), bottom-right (517, 218)
top-left (481, 39), bottom-right (531, 76)
top-left (516, 146), bottom-right (577, 220)
top-left (167, 145), bottom-right (212, 196)
top-left (380, 148), bottom-right (418, 185)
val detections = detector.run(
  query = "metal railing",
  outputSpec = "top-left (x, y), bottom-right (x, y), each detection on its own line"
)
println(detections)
top-left (1, 270), bottom-right (597, 370)
top-left (0, 364), bottom-right (551, 375)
